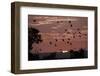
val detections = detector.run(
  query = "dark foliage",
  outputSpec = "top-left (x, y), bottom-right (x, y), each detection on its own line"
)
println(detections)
top-left (29, 48), bottom-right (88, 61)
top-left (28, 27), bottom-right (42, 60)
top-left (69, 48), bottom-right (88, 58)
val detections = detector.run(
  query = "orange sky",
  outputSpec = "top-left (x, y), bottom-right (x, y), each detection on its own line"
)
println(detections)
top-left (28, 15), bottom-right (88, 53)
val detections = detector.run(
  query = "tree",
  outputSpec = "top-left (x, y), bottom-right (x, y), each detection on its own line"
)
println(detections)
top-left (28, 27), bottom-right (42, 60)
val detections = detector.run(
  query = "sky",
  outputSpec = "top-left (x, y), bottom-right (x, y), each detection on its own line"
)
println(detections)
top-left (28, 15), bottom-right (88, 53)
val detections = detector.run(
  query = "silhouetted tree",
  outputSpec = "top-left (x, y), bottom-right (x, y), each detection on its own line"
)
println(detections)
top-left (69, 48), bottom-right (88, 59)
top-left (28, 27), bottom-right (42, 60)
top-left (79, 48), bottom-right (88, 58)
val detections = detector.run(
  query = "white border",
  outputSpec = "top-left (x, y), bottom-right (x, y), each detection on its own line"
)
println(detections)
top-left (20, 6), bottom-right (95, 70)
